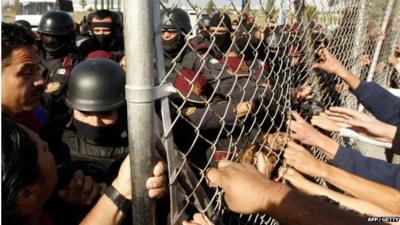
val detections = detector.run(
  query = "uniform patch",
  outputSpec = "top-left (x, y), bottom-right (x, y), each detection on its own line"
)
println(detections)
top-left (227, 51), bottom-right (238, 57)
top-left (56, 68), bottom-right (67, 75)
top-left (45, 82), bottom-right (61, 93)
top-left (238, 61), bottom-right (249, 73)
top-left (181, 107), bottom-right (197, 116)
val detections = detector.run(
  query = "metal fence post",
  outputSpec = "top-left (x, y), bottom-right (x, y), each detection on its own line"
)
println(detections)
top-left (242, 0), bottom-right (250, 13)
top-left (350, 0), bottom-right (366, 76)
top-left (382, 0), bottom-right (400, 87)
top-left (365, 0), bottom-right (396, 82)
top-left (357, 0), bottom-right (396, 112)
top-left (152, 2), bottom-right (180, 224)
top-left (123, 0), bottom-right (156, 224)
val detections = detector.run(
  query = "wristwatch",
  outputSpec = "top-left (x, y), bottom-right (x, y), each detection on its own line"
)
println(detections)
top-left (104, 184), bottom-right (131, 215)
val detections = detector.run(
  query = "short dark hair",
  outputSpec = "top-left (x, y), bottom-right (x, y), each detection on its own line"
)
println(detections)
top-left (2, 117), bottom-right (40, 225)
top-left (1, 23), bottom-right (36, 68)
top-left (93, 9), bottom-right (114, 20)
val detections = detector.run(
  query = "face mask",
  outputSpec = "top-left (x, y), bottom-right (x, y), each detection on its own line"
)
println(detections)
top-left (213, 32), bottom-right (232, 53)
top-left (41, 35), bottom-right (66, 53)
top-left (96, 34), bottom-right (114, 48)
top-left (162, 34), bottom-right (184, 55)
top-left (73, 118), bottom-right (120, 143)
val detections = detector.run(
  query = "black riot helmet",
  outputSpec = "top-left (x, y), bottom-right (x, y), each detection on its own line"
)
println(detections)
top-left (209, 12), bottom-right (232, 31)
top-left (38, 11), bottom-right (74, 36)
top-left (65, 59), bottom-right (126, 112)
top-left (161, 8), bottom-right (191, 34)
top-left (15, 20), bottom-right (32, 31)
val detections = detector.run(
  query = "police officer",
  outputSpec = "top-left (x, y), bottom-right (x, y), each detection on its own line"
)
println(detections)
top-left (161, 8), bottom-right (201, 72)
top-left (161, 8), bottom-right (258, 130)
top-left (37, 11), bottom-right (82, 119)
top-left (207, 12), bottom-right (274, 71)
top-left (78, 9), bottom-right (124, 62)
top-left (207, 12), bottom-right (235, 60)
top-left (58, 60), bottom-right (168, 222)
top-left (161, 8), bottom-right (279, 169)
top-left (61, 59), bottom-right (128, 175)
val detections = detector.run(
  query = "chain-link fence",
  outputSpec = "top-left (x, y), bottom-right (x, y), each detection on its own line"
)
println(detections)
top-left (125, 0), bottom-right (399, 224)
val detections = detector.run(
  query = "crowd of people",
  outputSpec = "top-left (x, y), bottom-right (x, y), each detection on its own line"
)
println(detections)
top-left (2, 6), bottom-right (400, 225)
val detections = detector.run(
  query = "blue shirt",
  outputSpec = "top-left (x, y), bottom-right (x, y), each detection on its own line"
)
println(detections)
top-left (330, 145), bottom-right (400, 189)
top-left (353, 81), bottom-right (400, 125)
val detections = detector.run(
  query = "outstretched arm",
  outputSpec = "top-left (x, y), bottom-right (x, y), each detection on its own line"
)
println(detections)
top-left (313, 48), bottom-right (361, 90)
top-left (291, 111), bottom-right (400, 188)
top-left (284, 142), bottom-right (400, 214)
top-left (283, 168), bottom-right (399, 219)
top-left (314, 48), bottom-right (400, 125)
top-left (206, 160), bottom-right (384, 225)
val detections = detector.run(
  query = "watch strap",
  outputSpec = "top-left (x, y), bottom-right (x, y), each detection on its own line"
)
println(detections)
top-left (104, 184), bottom-right (131, 215)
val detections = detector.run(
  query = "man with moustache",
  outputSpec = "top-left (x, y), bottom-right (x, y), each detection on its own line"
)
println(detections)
top-left (2, 22), bottom-right (46, 133)
top-left (1, 24), bottom-right (112, 223)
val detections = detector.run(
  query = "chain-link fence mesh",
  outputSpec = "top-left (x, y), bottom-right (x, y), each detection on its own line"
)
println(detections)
top-left (152, 0), bottom-right (400, 224)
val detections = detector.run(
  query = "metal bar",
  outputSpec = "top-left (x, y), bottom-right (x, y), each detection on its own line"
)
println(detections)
top-left (242, 0), bottom-right (250, 13)
top-left (123, 0), bottom-right (156, 224)
top-left (365, 0), bottom-right (396, 82)
top-left (350, 0), bottom-right (366, 76)
top-left (151, 1), bottom-right (180, 224)
top-left (101, 0), bottom-right (104, 9)
top-left (383, 0), bottom-right (400, 87)
top-left (358, 0), bottom-right (396, 112)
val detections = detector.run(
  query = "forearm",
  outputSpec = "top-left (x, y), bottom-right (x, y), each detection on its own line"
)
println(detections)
top-left (301, 180), bottom-right (396, 216)
top-left (314, 133), bottom-right (340, 160)
top-left (379, 124), bottom-right (397, 143)
top-left (320, 163), bottom-right (400, 214)
top-left (80, 195), bottom-right (125, 225)
top-left (80, 180), bottom-right (129, 225)
top-left (336, 68), bottom-right (361, 90)
top-left (330, 146), bottom-right (400, 189)
top-left (266, 184), bottom-right (381, 225)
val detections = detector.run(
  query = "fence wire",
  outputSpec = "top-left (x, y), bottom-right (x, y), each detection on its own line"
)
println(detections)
top-left (152, 0), bottom-right (400, 224)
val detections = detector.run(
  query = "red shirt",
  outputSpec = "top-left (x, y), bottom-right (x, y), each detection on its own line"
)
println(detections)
top-left (15, 111), bottom-right (45, 133)
top-left (40, 213), bottom-right (55, 225)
